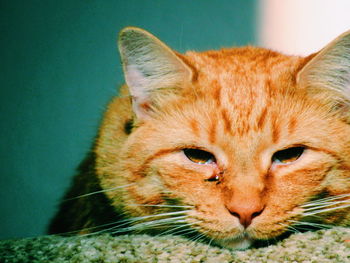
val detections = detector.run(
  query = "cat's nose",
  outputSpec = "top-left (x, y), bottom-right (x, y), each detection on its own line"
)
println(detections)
top-left (226, 203), bottom-right (265, 228)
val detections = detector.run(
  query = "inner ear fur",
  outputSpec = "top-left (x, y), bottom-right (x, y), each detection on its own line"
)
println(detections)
top-left (297, 30), bottom-right (350, 118)
top-left (118, 27), bottom-right (193, 121)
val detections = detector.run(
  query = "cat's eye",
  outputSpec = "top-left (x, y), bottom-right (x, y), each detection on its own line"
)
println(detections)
top-left (272, 146), bottom-right (305, 164)
top-left (183, 148), bottom-right (216, 165)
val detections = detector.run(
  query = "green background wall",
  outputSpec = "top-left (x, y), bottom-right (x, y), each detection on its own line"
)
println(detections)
top-left (0, 0), bottom-right (257, 239)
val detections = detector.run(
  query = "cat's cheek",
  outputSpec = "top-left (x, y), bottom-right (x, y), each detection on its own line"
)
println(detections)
top-left (120, 176), bottom-right (166, 217)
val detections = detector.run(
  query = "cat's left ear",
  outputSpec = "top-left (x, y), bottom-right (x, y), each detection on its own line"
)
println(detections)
top-left (297, 30), bottom-right (350, 118)
top-left (118, 27), bottom-right (193, 120)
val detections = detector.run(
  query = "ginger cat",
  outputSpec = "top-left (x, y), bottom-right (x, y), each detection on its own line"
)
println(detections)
top-left (49, 27), bottom-right (350, 250)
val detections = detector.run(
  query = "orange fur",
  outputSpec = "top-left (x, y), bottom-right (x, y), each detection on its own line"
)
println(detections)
top-left (50, 28), bottom-right (350, 250)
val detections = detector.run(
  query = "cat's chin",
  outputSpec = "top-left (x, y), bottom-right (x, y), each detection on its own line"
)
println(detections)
top-left (215, 235), bottom-right (253, 250)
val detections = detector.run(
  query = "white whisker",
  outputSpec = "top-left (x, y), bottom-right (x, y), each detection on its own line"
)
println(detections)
top-left (187, 230), bottom-right (209, 248)
top-left (303, 203), bottom-right (350, 216)
top-left (128, 204), bottom-right (194, 208)
top-left (279, 222), bottom-right (301, 234)
top-left (206, 236), bottom-right (215, 253)
top-left (168, 226), bottom-right (199, 237)
top-left (77, 209), bottom-right (192, 236)
top-left (125, 210), bottom-right (191, 222)
top-left (302, 194), bottom-right (350, 207)
top-left (111, 215), bottom-right (189, 234)
top-left (302, 200), bottom-right (350, 212)
top-left (136, 217), bottom-right (188, 228)
top-left (160, 222), bottom-right (197, 236)
top-left (288, 220), bottom-right (332, 229)
top-left (64, 183), bottom-right (135, 201)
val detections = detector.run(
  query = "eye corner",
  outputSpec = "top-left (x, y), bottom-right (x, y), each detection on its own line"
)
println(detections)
top-left (204, 174), bottom-right (220, 183)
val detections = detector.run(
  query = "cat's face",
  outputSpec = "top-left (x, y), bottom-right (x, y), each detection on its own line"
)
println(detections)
top-left (96, 28), bottom-right (350, 249)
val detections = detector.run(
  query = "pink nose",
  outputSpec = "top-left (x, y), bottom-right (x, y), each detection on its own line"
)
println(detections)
top-left (226, 203), bottom-right (265, 228)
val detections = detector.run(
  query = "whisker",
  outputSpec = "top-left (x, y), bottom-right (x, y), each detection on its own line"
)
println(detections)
top-left (124, 210), bottom-right (191, 222)
top-left (63, 183), bottom-right (135, 201)
top-left (187, 229), bottom-right (210, 248)
top-left (302, 199), bottom-right (350, 208)
top-left (279, 222), bottom-right (300, 234)
top-left (111, 215), bottom-right (189, 234)
top-left (188, 232), bottom-right (204, 244)
top-left (57, 221), bottom-right (126, 236)
top-left (302, 200), bottom-right (350, 212)
top-left (128, 204), bottom-right (194, 208)
top-left (122, 215), bottom-right (187, 230)
top-left (288, 225), bottom-right (312, 232)
top-left (136, 217), bottom-right (188, 228)
top-left (289, 220), bottom-right (333, 229)
top-left (159, 221), bottom-right (197, 236)
top-left (73, 209), bottom-right (191, 236)
top-left (302, 194), bottom-right (350, 207)
top-left (74, 217), bottom-right (140, 237)
top-left (169, 227), bottom-right (199, 237)
top-left (194, 232), bottom-right (207, 243)
top-left (303, 203), bottom-right (350, 216)
top-left (206, 236), bottom-right (215, 253)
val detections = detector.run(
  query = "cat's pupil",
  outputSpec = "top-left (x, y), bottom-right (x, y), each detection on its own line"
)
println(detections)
top-left (183, 148), bottom-right (215, 164)
top-left (272, 146), bottom-right (305, 164)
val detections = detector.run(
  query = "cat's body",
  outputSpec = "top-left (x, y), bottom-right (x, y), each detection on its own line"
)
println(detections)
top-left (49, 28), bottom-right (350, 249)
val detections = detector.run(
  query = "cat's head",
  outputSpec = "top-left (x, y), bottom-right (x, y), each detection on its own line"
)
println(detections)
top-left (96, 27), bottom-right (350, 249)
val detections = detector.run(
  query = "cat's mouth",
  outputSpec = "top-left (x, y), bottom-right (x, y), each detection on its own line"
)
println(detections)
top-left (190, 215), bottom-right (290, 250)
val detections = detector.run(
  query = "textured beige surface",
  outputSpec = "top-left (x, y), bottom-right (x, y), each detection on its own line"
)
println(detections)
top-left (1, 227), bottom-right (350, 263)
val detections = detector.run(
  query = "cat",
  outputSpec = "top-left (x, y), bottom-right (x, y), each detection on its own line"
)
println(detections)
top-left (49, 27), bottom-right (350, 250)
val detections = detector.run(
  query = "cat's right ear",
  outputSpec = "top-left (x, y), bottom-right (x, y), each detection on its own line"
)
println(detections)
top-left (297, 30), bottom-right (350, 119)
top-left (118, 27), bottom-right (193, 121)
